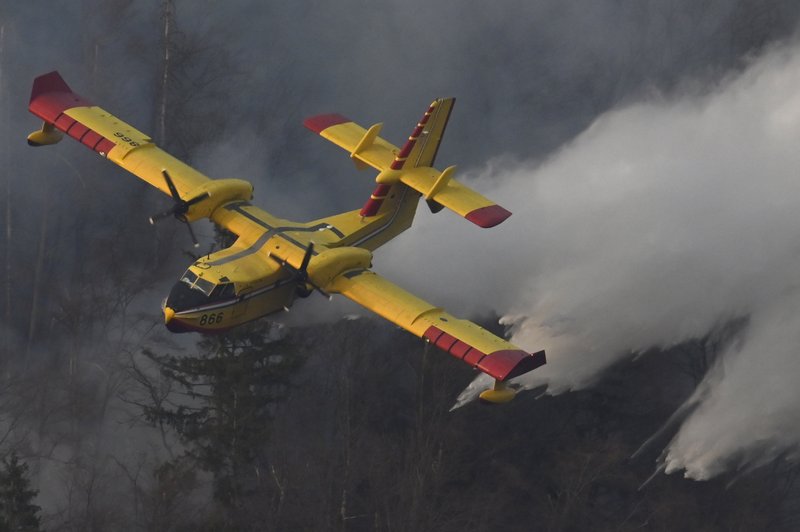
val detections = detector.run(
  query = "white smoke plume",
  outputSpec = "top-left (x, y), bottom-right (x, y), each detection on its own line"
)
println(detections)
top-left (381, 40), bottom-right (800, 479)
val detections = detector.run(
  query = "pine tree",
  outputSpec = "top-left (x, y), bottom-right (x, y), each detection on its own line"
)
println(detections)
top-left (141, 320), bottom-right (303, 509)
top-left (0, 454), bottom-right (41, 532)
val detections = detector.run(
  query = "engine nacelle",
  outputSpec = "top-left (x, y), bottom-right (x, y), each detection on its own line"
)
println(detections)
top-left (184, 178), bottom-right (254, 222)
top-left (307, 247), bottom-right (373, 289)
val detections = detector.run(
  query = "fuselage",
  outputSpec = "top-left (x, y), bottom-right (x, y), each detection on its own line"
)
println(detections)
top-left (164, 184), bottom-right (420, 333)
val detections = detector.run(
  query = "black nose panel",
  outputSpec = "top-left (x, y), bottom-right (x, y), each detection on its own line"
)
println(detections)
top-left (166, 282), bottom-right (208, 312)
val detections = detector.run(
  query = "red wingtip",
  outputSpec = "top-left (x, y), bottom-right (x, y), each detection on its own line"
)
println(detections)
top-left (465, 205), bottom-right (512, 228)
top-left (303, 113), bottom-right (350, 133)
top-left (29, 71), bottom-right (91, 122)
top-left (30, 71), bottom-right (71, 104)
top-left (477, 349), bottom-right (546, 381)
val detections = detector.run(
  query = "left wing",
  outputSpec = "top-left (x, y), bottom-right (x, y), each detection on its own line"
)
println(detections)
top-left (326, 269), bottom-right (546, 384)
top-left (27, 71), bottom-right (252, 222)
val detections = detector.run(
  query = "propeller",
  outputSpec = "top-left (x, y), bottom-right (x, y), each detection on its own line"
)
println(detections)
top-left (268, 242), bottom-right (330, 299)
top-left (148, 169), bottom-right (209, 248)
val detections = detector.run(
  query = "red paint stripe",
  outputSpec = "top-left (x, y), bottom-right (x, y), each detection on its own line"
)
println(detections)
top-left (449, 340), bottom-right (471, 359)
top-left (54, 114), bottom-right (76, 132)
top-left (397, 143), bottom-right (414, 159)
top-left (360, 199), bottom-right (383, 217)
top-left (373, 184), bottom-right (391, 196)
top-left (81, 130), bottom-right (103, 149)
top-left (303, 113), bottom-right (350, 133)
top-left (390, 159), bottom-right (406, 170)
top-left (423, 325), bottom-right (546, 380)
top-left (465, 205), bottom-right (512, 228)
top-left (423, 326), bottom-right (444, 343)
top-left (67, 123), bottom-right (89, 140)
top-left (94, 138), bottom-right (116, 156)
top-left (435, 332), bottom-right (458, 352)
top-left (386, 103), bottom-right (437, 171)
top-left (360, 184), bottom-right (393, 216)
top-left (463, 349), bottom-right (486, 367)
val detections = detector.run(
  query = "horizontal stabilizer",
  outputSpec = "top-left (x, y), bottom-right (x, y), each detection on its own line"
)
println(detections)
top-left (399, 167), bottom-right (512, 228)
top-left (303, 114), bottom-right (396, 171)
top-left (304, 99), bottom-right (512, 228)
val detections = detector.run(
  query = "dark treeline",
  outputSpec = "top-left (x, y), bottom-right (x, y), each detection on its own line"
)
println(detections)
top-left (0, 1), bottom-right (799, 530)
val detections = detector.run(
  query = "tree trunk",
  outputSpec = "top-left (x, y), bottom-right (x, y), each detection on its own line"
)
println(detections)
top-left (1, 25), bottom-right (11, 341)
top-left (26, 186), bottom-right (49, 359)
top-left (156, 0), bottom-right (174, 146)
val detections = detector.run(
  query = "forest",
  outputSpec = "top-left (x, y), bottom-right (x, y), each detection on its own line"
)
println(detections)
top-left (2, 1), bottom-right (800, 530)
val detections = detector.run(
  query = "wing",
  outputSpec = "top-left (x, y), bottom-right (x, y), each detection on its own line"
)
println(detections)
top-left (327, 269), bottom-right (545, 382)
top-left (27, 71), bottom-right (252, 222)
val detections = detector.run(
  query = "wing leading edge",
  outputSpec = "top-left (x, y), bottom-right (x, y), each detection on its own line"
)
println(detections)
top-left (327, 269), bottom-right (546, 383)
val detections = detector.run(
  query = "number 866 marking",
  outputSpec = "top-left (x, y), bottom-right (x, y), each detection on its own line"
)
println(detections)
top-left (199, 313), bottom-right (223, 325)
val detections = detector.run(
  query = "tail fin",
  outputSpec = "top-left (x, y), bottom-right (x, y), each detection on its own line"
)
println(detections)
top-left (387, 97), bottom-right (455, 170)
top-left (359, 98), bottom-right (454, 217)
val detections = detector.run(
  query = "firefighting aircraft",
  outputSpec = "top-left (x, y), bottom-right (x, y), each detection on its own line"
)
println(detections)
top-left (27, 71), bottom-right (545, 403)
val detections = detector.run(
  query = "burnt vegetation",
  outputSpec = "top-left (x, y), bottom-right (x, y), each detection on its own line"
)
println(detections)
top-left (1, 1), bottom-right (800, 530)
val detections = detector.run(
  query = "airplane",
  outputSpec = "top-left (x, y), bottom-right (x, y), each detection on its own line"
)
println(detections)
top-left (26, 71), bottom-right (546, 404)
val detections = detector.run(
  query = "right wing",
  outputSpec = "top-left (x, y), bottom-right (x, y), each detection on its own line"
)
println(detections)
top-left (27, 71), bottom-right (252, 222)
top-left (327, 269), bottom-right (546, 382)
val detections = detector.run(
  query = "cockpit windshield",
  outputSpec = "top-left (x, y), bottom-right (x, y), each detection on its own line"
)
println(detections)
top-left (194, 277), bottom-right (216, 296)
top-left (179, 269), bottom-right (217, 297)
top-left (181, 270), bottom-right (198, 285)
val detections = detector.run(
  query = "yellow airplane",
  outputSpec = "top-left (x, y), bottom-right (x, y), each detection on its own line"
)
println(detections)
top-left (27, 71), bottom-right (545, 403)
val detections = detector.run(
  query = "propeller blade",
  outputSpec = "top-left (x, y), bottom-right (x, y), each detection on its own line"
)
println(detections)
top-left (161, 169), bottom-right (181, 202)
top-left (185, 192), bottom-right (210, 207)
top-left (299, 242), bottom-right (314, 273)
top-left (307, 280), bottom-right (331, 299)
top-left (184, 220), bottom-right (200, 248)
top-left (267, 253), bottom-right (293, 272)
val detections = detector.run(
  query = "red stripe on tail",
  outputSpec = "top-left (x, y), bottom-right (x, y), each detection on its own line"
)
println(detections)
top-left (359, 184), bottom-right (392, 217)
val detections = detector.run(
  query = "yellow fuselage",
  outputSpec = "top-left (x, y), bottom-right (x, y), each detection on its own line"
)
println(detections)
top-left (165, 185), bottom-right (419, 333)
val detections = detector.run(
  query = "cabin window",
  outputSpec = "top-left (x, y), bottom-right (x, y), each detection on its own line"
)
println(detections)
top-left (213, 283), bottom-right (236, 298)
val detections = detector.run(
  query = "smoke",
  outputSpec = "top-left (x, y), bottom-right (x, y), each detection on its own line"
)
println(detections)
top-left (384, 41), bottom-right (800, 479)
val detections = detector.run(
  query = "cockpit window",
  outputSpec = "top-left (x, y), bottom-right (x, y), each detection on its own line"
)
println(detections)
top-left (179, 269), bottom-right (217, 297)
top-left (180, 270), bottom-right (198, 286)
top-left (194, 277), bottom-right (216, 296)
